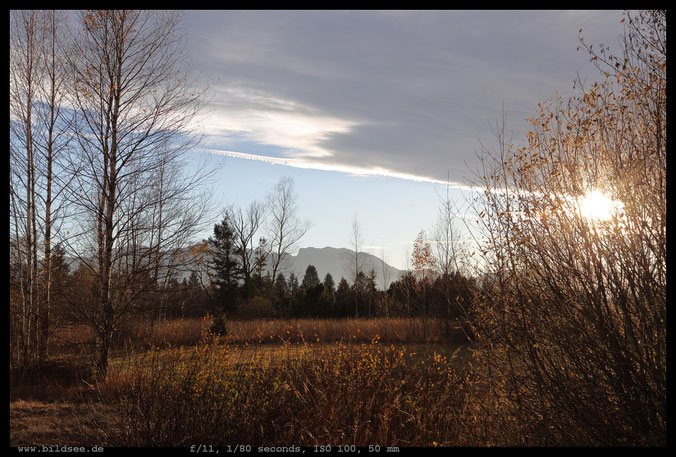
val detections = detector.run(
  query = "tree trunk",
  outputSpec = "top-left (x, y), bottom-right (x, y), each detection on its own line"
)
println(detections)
top-left (94, 323), bottom-right (113, 380)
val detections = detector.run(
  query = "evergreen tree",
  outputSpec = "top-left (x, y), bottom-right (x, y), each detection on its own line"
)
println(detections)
top-left (272, 272), bottom-right (290, 317)
top-left (291, 286), bottom-right (306, 317)
top-left (323, 273), bottom-right (335, 292)
top-left (318, 274), bottom-right (336, 317)
top-left (253, 237), bottom-right (269, 278)
top-left (46, 244), bottom-right (71, 323)
top-left (335, 277), bottom-right (352, 318)
top-left (388, 271), bottom-right (417, 317)
top-left (182, 271), bottom-right (209, 317)
top-left (208, 215), bottom-right (241, 313)
top-left (353, 271), bottom-right (368, 317)
top-left (301, 265), bottom-right (320, 288)
top-left (299, 265), bottom-right (322, 316)
top-left (287, 272), bottom-right (299, 294)
top-left (366, 269), bottom-right (378, 317)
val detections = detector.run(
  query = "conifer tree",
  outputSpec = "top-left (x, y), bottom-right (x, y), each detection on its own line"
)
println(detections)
top-left (208, 215), bottom-right (241, 313)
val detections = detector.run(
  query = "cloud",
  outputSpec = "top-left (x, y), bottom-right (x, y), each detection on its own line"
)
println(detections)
top-left (205, 147), bottom-right (479, 189)
top-left (187, 10), bottom-right (626, 185)
top-left (201, 85), bottom-right (358, 159)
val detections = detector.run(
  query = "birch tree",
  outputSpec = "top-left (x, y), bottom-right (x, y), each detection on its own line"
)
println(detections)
top-left (227, 201), bottom-right (267, 302)
top-left (10, 10), bottom-right (42, 368)
top-left (345, 214), bottom-right (365, 318)
top-left (266, 177), bottom-right (311, 287)
top-left (63, 10), bottom-right (210, 379)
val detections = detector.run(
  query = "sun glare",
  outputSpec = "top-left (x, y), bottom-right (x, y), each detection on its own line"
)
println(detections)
top-left (577, 190), bottom-right (623, 222)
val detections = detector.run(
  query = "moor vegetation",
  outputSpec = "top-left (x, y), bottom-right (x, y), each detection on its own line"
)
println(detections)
top-left (9, 9), bottom-right (666, 448)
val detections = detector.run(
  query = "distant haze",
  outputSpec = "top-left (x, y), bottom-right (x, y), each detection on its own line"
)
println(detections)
top-left (64, 246), bottom-right (404, 289)
top-left (268, 246), bottom-right (403, 287)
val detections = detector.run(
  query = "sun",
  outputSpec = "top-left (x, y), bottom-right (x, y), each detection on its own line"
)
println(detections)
top-left (577, 190), bottom-right (623, 222)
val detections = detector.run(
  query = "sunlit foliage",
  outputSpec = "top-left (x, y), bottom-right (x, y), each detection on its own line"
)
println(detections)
top-left (468, 11), bottom-right (665, 445)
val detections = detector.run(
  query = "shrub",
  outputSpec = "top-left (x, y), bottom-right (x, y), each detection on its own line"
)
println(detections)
top-left (115, 341), bottom-right (470, 446)
top-left (209, 313), bottom-right (229, 337)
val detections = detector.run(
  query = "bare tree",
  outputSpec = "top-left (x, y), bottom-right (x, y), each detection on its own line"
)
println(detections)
top-left (399, 244), bottom-right (414, 317)
top-left (30, 10), bottom-right (77, 363)
top-left (265, 177), bottom-right (311, 287)
top-left (10, 10), bottom-right (42, 368)
top-left (431, 176), bottom-right (467, 337)
top-left (345, 213), bottom-right (365, 318)
top-left (432, 175), bottom-right (463, 276)
top-left (227, 201), bottom-right (268, 301)
top-left (62, 10), bottom-right (211, 379)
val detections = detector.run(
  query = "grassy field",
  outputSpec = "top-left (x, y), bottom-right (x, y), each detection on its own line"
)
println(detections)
top-left (47, 316), bottom-right (466, 350)
top-left (10, 317), bottom-right (475, 447)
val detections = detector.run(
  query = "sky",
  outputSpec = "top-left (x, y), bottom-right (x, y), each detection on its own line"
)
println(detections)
top-left (180, 10), bottom-right (628, 270)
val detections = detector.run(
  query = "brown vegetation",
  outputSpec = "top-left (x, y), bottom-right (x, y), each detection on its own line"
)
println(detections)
top-left (9, 9), bottom-right (665, 448)
top-left (465, 10), bottom-right (666, 446)
top-left (10, 317), bottom-right (470, 447)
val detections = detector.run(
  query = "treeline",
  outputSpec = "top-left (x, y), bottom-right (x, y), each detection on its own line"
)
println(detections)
top-left (205, 255), bottom-right (476, 326)
top-left (27, 248), bottom-right (477, 326)
top-left (18, 227), bottom-right (477, 341)
top-left (197, 208), bottom-right (478, 341)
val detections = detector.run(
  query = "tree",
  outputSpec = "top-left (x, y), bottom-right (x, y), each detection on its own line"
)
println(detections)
top-left (317, 273), bottom-right (336, 317)
top-left (365, 269), bottom-right (377, 317)
top-left (63, 10), bottom-right (211, 379)
top-left (287, 272), bottom-right (299, 295)
top-left (9, 10), bottom-right (77, 366)
top-left (432, 177), bottom-right (467, 338)
top-left (411, 230), bottom-right (435, 342)
top-left (208, 215), bottom-right (241, 314)
top-left (300, 265), bottom-right (322, 316)
top-left (323, 273), bottom-right (335, 292)
top-left (266, 177), bottom-right (311, 286)
top-left (318, 287), bottom-right (336, 318)
top-left (379, 251), bottom-right (392, 318)
top-left (287, 272), bottom-right (300, 316)
top-left (10, 10), bottom-right (42, 369)
top-left (272, 273), bottom-right (290, 317)
top-left (387, 271), bottom-right (417, 317)
top-left (334, 278), bottom-right (353, 318)
top-left (467, 11), bottom-right (665, 445)
top-left (43, 243), bottom-right (72, 325)
top-left (228, 201), bottom-right (267, 302)
top-left (253, 237), bottom-right (269, 279)
top-left (301, 264), bottom-right (320, 288)
top-left (30, 10), bottom-right (73, 362)
top-left (181, 270), bottom-right (210, 317)
top-left (345, 214), bottom-right (365, 318)
top-left (352, 271), bottom-right (369, 318)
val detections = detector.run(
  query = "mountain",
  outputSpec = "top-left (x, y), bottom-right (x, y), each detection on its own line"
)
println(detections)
top-left (269, 246), bottom-right (403, 287)
top-left (62, 245), bottom-right (405, 288)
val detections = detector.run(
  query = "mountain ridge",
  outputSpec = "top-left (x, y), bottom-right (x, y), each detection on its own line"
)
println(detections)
top-left (270, 246), bottom-right (403, 286)
top-left (61, 245), bottom-right (405, 288)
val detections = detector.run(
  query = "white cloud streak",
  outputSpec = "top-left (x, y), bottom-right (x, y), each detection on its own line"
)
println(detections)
top-left (204, 147), bottom-right (482, 190)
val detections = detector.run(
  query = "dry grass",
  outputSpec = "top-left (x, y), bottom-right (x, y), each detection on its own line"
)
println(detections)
top-left (10, 337), bottom-right (472, 447)
top-left (9, 399), bottom-right (121, 447)
top-left (47, 317), bottom-right (464, 358)
top-left (110, 337), bottom-right (470, 446)
top-left (102, 316), bottom-right (462, 350)
top-left (12, 317), bottom-right (474, 447)
top-left (225, 316), bottom-right (453, 345)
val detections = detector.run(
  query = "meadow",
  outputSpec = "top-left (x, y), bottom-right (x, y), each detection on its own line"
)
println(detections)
top-left (10, 316), bottom-right (480, 448)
